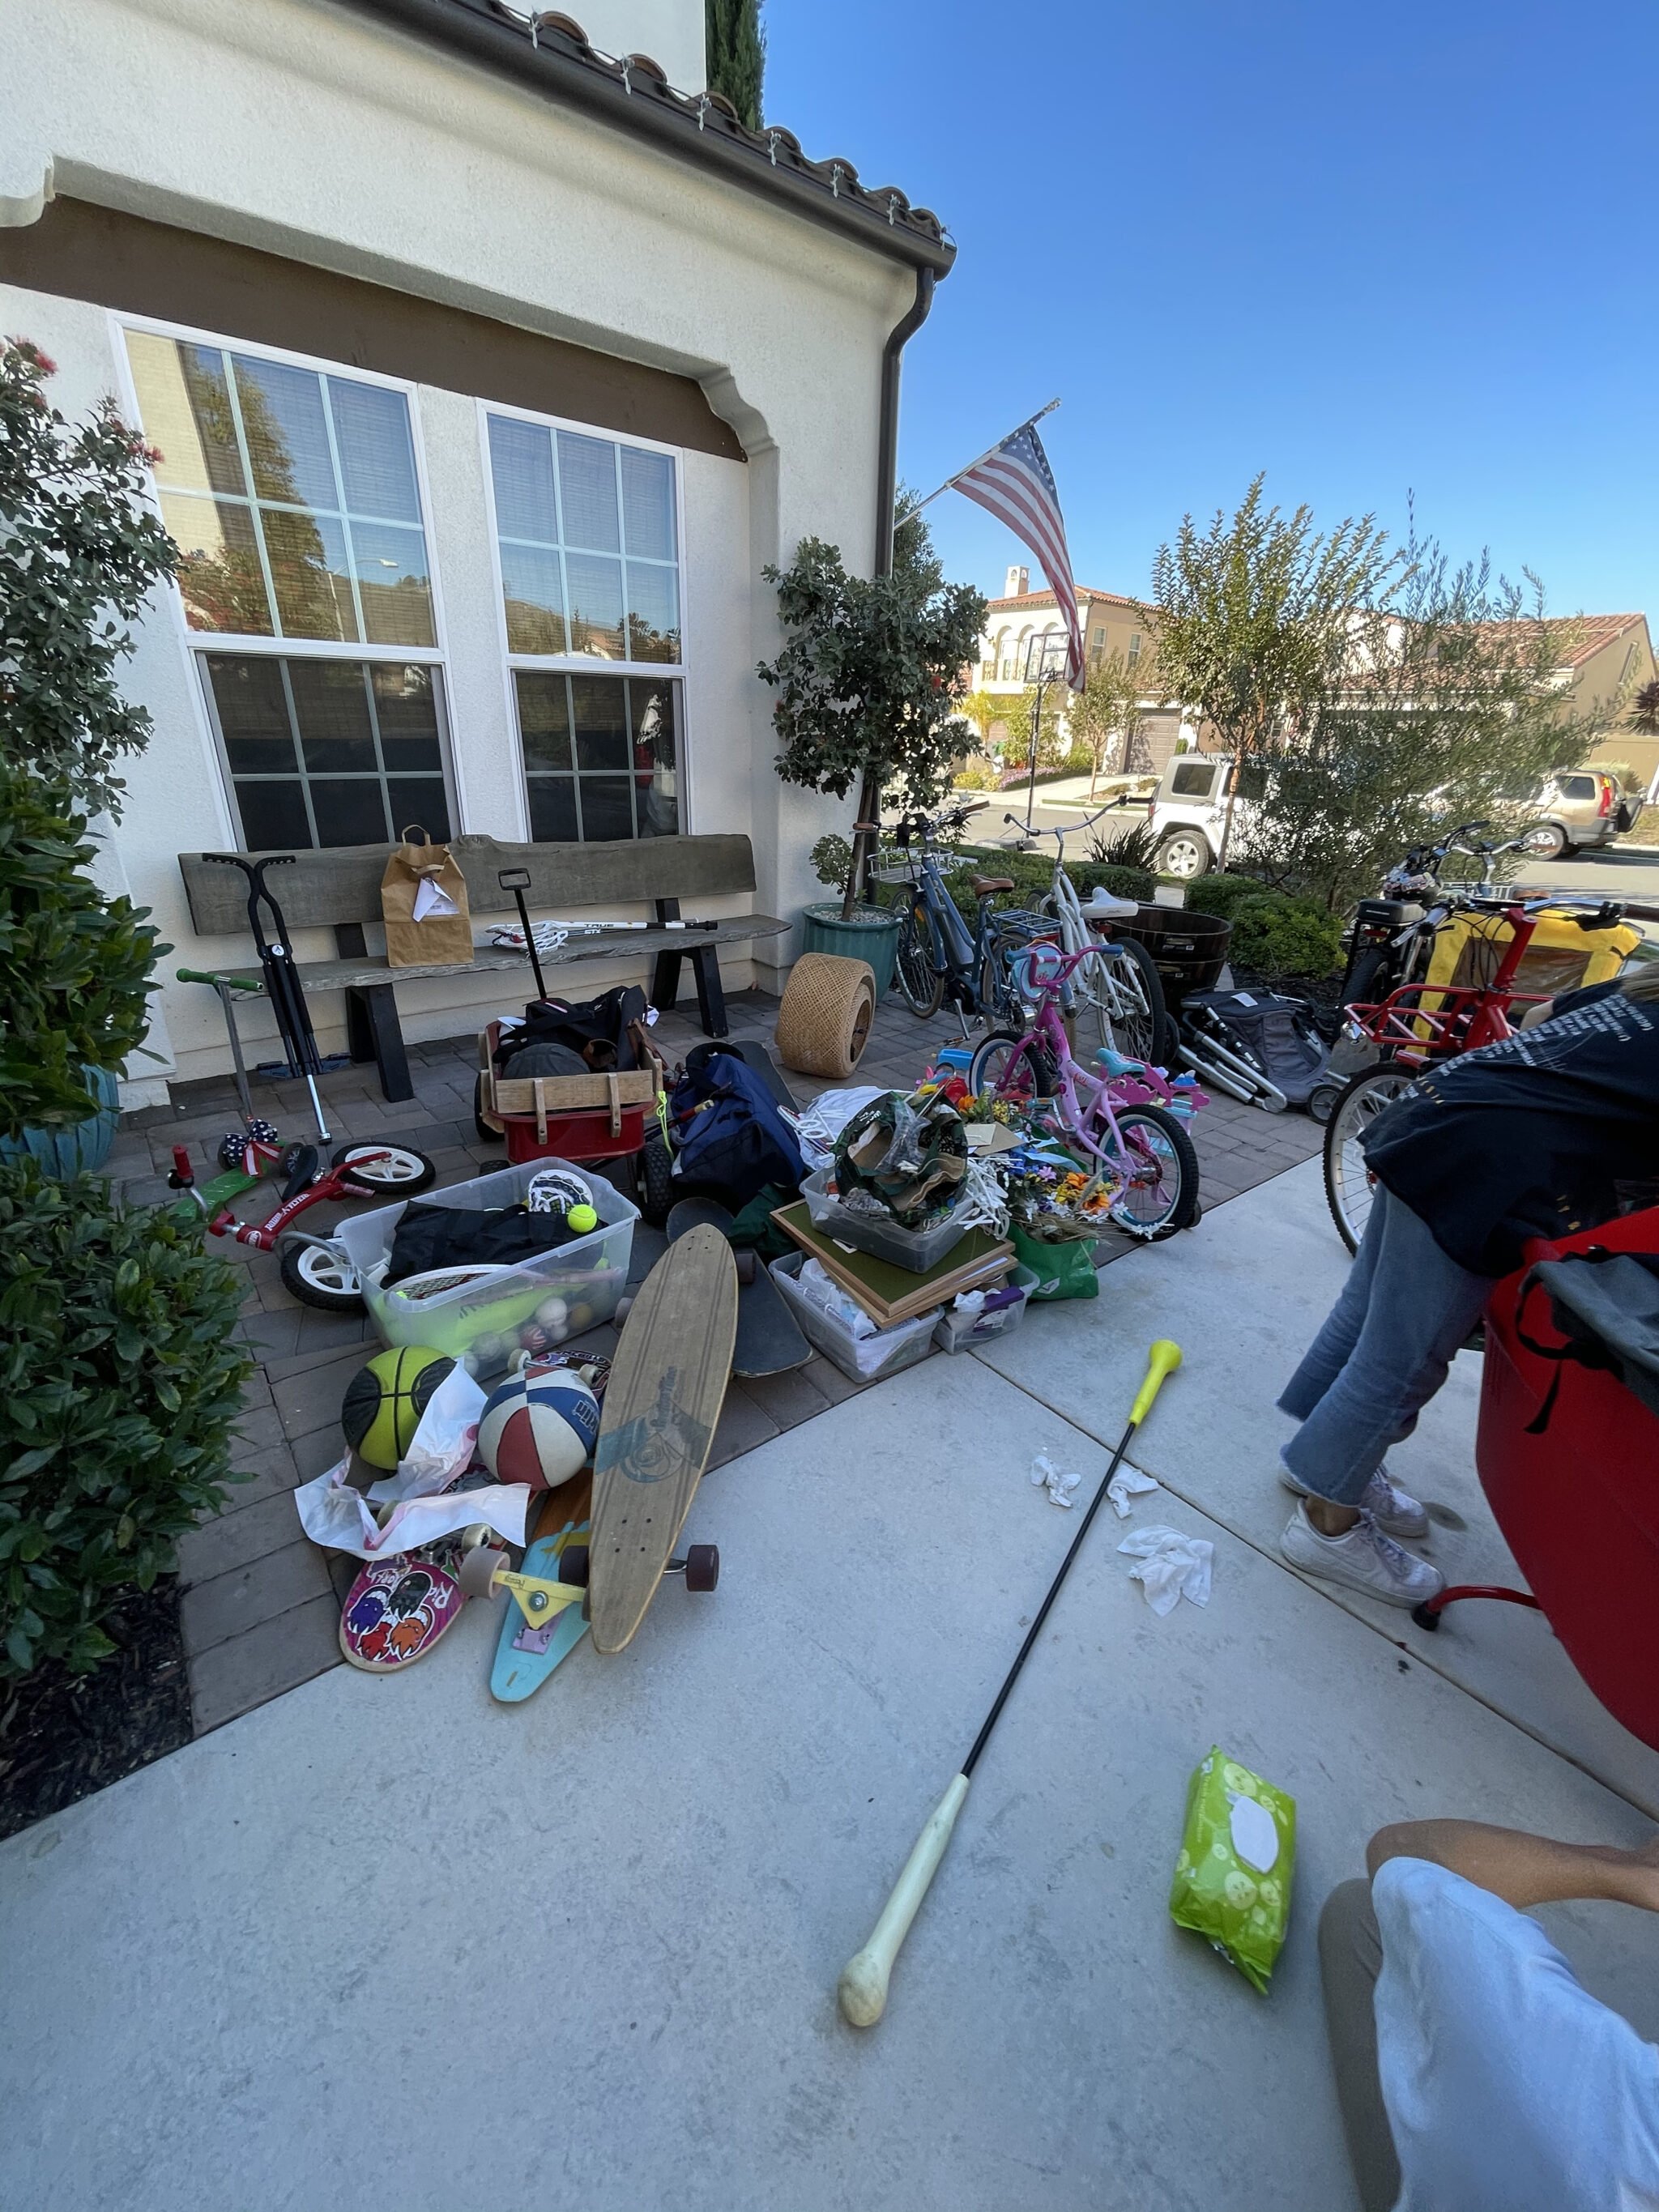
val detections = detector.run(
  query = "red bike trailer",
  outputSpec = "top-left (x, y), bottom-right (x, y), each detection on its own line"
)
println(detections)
top-left (1422, 1202), bottom-right (1659, 1754)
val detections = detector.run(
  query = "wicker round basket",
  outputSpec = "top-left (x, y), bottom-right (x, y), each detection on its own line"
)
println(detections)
top-left (775, 953), bottom-right (876, 1079)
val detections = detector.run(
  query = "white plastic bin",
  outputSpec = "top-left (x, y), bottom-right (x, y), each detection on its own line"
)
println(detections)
top-left (932, 1265), bottom-right (1038, 1353)
top-left (770, 1253), bottom-right (938, 1383)
top-left (336, 1159), bottom-right (638, 1375)
top-left (799, 1165), bottom-right (972, 1272)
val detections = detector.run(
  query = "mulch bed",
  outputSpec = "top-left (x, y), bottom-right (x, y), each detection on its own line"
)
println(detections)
top-left (0, 1579), bottom-right (192, 1843)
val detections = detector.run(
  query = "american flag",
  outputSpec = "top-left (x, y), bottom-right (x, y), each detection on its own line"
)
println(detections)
top-left (949, 421), bottom-right (1084, 688)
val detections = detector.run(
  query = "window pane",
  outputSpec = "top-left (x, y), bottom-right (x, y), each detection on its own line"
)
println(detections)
top-left (352, 522), bottom-right (435, 647)
top-left (621, 445), bottom-right (676, 561)
top-left (309, 778), bottom-right (391, 846)
top-left (234, 778), bottom-right (313, 851)
top-left (488, 416), bottom-right (558, 543)
top-left (630, 680), bottom-right (679, 836)
top-left (516, 674), bottom-right (574, 770)
top-left (387, 778), bottom-right (451, 841)
top-left (565, 553), bottom-right (625, 658)
top-left (207, 656), bottom-right (296, 774)
top-left (501, 546), bottom-right (568, 654)
top-left (288, 662), bottom-right (376, 773)
top-left (162, 493), bottom-right (273, 633)
top-left (371, 665), bottom-right (442, 770)
top-left (625, 562), bottom-right (680, 663)
top-left (570, 676), bottom-right (629, 769)
top-left (527, 776), bottom-right (580, 842)
top-left (328, 378), bottom-right (421, 522)
top-left (578, 776), bottom-right (636, 842)
top-left (557, 431), bottom-right (621, 552)
top-left (261, 508), bottom-right (358, 641)
top-left (126, 335), bottom-right (247, 497)
top-left (229, 356), bottom-right (337, 510)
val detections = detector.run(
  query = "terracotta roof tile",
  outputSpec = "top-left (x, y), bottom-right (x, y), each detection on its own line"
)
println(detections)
top-left (985, 586), bottom-right (1150, 613)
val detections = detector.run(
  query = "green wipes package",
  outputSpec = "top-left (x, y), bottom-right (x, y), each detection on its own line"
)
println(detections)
top-left (1169, 1746), bottom-right (1296, 1994)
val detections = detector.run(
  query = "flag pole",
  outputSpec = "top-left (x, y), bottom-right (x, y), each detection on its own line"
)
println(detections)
top-left (910, 399), bottom-right (1062, 513)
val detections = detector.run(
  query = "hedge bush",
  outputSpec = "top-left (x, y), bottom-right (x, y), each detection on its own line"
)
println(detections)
top-left (0, 1164), bottom-right (252, 1677)
top-left (1186, 875), bottom-right (1343, 978)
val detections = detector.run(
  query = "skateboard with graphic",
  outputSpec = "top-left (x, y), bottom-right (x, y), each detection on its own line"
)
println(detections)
top-left (666, 1197), bottom-right (810, 1380)
top-left (339, 1542), bottom-right (470, 1672)
top-left (582, 1224), bottom-right (737, 1653)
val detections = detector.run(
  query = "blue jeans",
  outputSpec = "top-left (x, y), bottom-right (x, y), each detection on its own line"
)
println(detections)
top-left (1277, 1185), bottom-right (1490, 1507)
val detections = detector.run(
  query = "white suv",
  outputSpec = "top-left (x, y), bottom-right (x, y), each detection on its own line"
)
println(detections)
top-left (1144, 755), bottom-right (1258, 879)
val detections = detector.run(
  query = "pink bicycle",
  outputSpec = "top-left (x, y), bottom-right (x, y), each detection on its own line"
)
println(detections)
top-left (968, 944), bottom-right (1202, 1242)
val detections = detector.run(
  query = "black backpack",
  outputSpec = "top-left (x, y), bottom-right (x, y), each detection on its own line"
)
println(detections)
top-left (1514, 1250), bottom-right (1659, 1430)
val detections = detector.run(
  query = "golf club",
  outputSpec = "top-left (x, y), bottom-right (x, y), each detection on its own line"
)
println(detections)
top-left (836, 1339), bottom-right (1183, 2028)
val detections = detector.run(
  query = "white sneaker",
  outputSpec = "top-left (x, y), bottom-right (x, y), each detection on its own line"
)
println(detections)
top-left (1280, 1503), bottom-right (1446, 1608)
top-left (1281, 1464), bottom-right (1429, 1540)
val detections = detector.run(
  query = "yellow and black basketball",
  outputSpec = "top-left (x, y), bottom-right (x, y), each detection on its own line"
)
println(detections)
top-left (342, 1345), bottom-right (455, 1469)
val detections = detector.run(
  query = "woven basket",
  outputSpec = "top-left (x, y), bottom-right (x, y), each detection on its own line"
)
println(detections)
top-left (775, 953), bottom-right (876, 1079)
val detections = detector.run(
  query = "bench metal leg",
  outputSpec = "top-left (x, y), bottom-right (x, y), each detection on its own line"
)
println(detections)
top-left (650, 948), bottom-right (684, 1020)
top-left (691, 944), bottom-right (728, 1038)
top-left (345, 983), bottom-right (413, 1103)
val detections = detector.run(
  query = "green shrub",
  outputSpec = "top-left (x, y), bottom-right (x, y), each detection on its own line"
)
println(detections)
top-left (1183, 870), bottom-right (1277, 924)
top-left (1088, 816), bottom-right (1162, 874)
top-left (940, 846), bottom-right (1154, 923)
top-left (0, 1163), bottom-right (253, 1676)
top-left (953, 755), bottom-right (1002, 791)
top-left (1228, 894), bottom-right (1343, 978)
top-left (0, 767), bottom-right (165, 1137)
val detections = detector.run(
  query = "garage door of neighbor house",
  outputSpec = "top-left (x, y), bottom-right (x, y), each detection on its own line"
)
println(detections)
top-left (1131, 711), bottom-right (1183, 776)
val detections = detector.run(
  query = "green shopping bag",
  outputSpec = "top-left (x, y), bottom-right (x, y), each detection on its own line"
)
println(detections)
top-left (1011, 1225), bottom-right (1100, 1301)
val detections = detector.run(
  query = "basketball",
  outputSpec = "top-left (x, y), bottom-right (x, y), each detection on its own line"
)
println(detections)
top-left (341, 1345), bottom-right (455, 1469)
top-left (477, 1369), bottom-right (600, 1489)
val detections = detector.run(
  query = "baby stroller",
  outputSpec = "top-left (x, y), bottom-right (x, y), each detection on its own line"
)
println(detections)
top-left (1177, 988), bottom-right (1333, 1117)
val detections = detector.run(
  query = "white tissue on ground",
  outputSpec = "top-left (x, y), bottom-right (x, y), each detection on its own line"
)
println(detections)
top-left (1118, 1525), bottom-right (1213, 1615)
top-left (1107, 1467), bottom-right (1159, 1518)
top-left (1031, 1451), bottom-right (1084, 1508)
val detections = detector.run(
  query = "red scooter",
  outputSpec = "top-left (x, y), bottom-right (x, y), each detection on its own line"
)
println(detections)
top-left (168, 1133), bottom-right (435, 1311)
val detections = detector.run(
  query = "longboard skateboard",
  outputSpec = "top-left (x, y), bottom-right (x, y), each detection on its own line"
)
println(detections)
top-left (586, 1224), bottom-right (737, 1653)
top-left (487, 1475), bottom-right (593, 1701)
top-left (666, 1197), bottom-right (811, 1379)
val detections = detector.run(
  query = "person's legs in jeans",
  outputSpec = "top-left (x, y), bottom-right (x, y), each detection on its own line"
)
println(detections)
top-left (1319, 1881), bottom-right (1402, 2212)
top-left (1279, 1184), bottom-right (1490, 1520)
top-left (1278, 1191), bottom-right (1388, 1426)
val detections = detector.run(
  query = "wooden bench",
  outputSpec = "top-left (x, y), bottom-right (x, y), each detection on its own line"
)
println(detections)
top-left (177, 833), bottom-right (788, 1103)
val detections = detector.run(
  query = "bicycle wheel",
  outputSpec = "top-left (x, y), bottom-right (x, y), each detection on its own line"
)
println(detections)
top-left (1105, 1104), bottom-right (1200, 1241)
top-left (968, 1032), bottom-right (1052, 1102)
top-left (1324, 1063), bottom-right (1415, 1254)
top-left (1073, 939), bottom-right (1170, 1068)
top-left (1339, 944), bottom-right (1393, 1013)
top-left (893, 906), bottom-right (944, 1018)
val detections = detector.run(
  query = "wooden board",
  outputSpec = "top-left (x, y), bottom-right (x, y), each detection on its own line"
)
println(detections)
top-left (770, 1202), bottom-right (1014, 1328)
top-left (587, 1225), bottom-right (737, 1653)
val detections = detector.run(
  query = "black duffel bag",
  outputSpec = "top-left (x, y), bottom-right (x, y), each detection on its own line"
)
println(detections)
top-left (384, 1200), bottom-right (584, 1286)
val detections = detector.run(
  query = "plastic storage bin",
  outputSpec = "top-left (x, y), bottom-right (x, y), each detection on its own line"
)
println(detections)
top-left (932, 1265), bottom-right (1038, 1353)
top-left (770, 1253), bottom-right (938, 1383)
top-left (336, 1159), bottom-right (638, 1375)
top-left (800, 1165), bottom-right (972, 1273)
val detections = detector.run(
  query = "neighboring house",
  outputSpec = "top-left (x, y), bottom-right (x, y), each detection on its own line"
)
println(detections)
top-left (972, 569), bottom-right (1192, 774)
top-left (1555, 614), bottom-right (1659, 793)
top-left (0, 0), bottom-right (953, 1097)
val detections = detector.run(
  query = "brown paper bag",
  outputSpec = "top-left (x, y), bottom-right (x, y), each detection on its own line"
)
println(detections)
top-left (381, 825), bottom-right (474, 969)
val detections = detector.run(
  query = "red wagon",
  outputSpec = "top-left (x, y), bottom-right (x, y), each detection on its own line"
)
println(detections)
top-left (1421, 1203), bottom-right (1659, 1754)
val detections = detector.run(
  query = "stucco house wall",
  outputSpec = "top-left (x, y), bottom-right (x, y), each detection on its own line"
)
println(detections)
top-left (0, 0), bottom-right (936, 1096)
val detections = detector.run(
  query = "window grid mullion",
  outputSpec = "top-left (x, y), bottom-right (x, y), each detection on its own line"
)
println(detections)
top-left (274, 658), bottom-right (322, 849)
top-left (359, 664), bottom-right (395, 844)
top-left (219, 352), bottom-right (285, 641)
top-left (318, 376), bottom-right (370, 646)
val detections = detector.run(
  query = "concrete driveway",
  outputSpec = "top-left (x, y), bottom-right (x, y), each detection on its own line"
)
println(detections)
top-left (3, 1161), bottom-right (1656, 2212)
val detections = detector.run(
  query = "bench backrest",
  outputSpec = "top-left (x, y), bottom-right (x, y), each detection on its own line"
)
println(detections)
top-left (177, 833), bottom-right (757, 939)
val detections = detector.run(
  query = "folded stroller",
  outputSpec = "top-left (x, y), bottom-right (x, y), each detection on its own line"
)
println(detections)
top-left (1177, 988), bottom-right (1332, 1115)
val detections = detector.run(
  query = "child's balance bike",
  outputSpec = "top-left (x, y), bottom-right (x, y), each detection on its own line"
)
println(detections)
top-left (168, 1132), bottom-right (436, 1311)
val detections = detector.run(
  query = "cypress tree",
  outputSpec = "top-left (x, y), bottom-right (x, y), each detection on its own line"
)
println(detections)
top-left (705, 0), bottom-right (765, 130)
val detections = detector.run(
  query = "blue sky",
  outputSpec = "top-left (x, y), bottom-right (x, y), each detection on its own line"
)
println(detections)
top-left (766, 0), bottom-right (1659, 620)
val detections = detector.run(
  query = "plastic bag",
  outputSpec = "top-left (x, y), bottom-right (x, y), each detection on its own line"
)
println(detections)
top-left (1168, 1746), bottom-right (1296, 1994)
top-left (1012, 1224), bottom-right (1100, 1301)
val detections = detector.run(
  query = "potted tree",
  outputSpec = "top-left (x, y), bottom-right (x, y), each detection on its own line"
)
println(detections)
top-left (0, 335), bottom-right (177, 1170)
top-left (758, 505), bottom-right (987, 995)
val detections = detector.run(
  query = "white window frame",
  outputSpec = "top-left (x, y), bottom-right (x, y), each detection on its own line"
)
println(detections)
top-left (111, 312), bottom-right (461, 848)
top-left (477, 396), bottom-right (693, 839)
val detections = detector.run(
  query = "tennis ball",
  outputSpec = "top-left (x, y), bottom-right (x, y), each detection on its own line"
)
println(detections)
top-left (566, 1203), bottom-right (599, 1235)
top-left (341, 1345), bottom-right (454, 1469)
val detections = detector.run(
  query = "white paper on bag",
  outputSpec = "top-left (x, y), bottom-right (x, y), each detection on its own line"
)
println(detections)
top-left (412, 875), bottom-right (460, 921)
top-left (365, 1365), bottom-right (486, 1504)
top-left (294, 1452), bottom-right (531, 1558)
top-left (1117, 1524), bottom-right (1213, 1616)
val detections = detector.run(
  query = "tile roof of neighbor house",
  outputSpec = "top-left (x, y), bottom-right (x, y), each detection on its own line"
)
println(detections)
top-left (335, 0), bottom-right (954, 272)
top-left (1546, 612), bottom-right (1647, 667)
top-left (985, 586), bottom-right (1150, 613)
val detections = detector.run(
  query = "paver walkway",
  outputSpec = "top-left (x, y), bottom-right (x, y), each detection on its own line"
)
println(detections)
top-left (4, 1161), bottom-right (1654, 2212)
top-left (104, 991), bottom-right (1320, 1736)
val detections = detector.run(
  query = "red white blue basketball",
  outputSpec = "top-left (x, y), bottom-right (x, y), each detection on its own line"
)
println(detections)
top-left (477, 1369), bottom-right (599, 1489)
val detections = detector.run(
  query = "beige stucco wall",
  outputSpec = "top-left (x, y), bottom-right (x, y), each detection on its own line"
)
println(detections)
top-left (0, 0), bottom-right (917, 1093)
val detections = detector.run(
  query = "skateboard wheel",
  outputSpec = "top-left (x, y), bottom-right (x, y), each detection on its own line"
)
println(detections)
top-left (458, 1545), bottom-right (505, 1600)
top-left (733, 1250), bottom-right (757, 1286)
top-left (559, 1543), bottom-right (591, 1589)
top-left (684, 1544), bottom-right (719, 1593)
